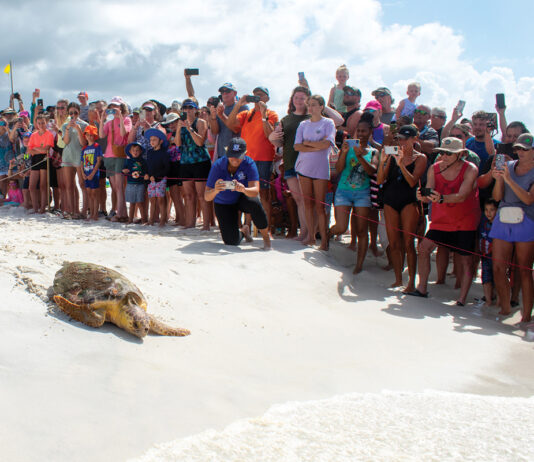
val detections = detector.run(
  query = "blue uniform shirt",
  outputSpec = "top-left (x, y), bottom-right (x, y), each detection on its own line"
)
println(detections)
top-left (206, 155), bottom-right (259, 204)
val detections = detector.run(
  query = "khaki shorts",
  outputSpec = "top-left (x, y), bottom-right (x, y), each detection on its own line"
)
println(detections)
top-left (103, 157), bottom-right (125, 177)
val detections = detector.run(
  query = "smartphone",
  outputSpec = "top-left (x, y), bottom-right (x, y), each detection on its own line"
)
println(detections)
top-left (384, 145), bottom-right (399, 155)
top-left (346, 139), bottom-right (360, 149)
top-left (496, 143), bottom-right (513, 156)
top-left (37, 98), bottom-right (43, 106)
top-left (105, 109), bottom-right (115, 115)
top-left (486, 112), bottom-right (498, 130)
top-left (420, 187), bottom-right (433, 197)
top-left (222, 180), bottom-right (236, 190)
top-left (298, 71), bottom-right (305, 81)
top-left (246, 95), bottom-right (261, 103)
top-left (179, 112), bottom-right (187, 121)
top-left (496, 93), bottom-right (506, 109)
top-left (495, 153), bottom-right (506, 171)
top-left (185, 68), bottom-right (199, 76)
top-left (457, 100), bottom-right (466, 113)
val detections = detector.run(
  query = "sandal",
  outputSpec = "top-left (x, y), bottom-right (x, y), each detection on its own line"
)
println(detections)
top-left (456, 301), bottom-right (465, 307)
top-left (406, 289), bottom-right (428, 298)
top-left (118, 216), bottom-right (129, 223)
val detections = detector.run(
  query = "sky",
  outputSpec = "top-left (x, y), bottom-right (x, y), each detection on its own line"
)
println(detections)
top-left (1, 0), bottom-right (533, 132)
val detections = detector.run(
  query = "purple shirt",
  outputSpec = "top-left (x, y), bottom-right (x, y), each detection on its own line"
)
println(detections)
top-left (294, 118), bottom-right (336, 180)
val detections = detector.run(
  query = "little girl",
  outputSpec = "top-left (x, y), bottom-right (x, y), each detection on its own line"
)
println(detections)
top-left (328, 65), bottom-right (349, 113)
top-left (0, 180), bottom-right (23, 206)
top-left (395, 82), bottom-right (421, 120)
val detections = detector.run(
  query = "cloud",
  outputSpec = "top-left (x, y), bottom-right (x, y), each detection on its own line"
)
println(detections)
top-left (1, 0), bottom-right (532, 132)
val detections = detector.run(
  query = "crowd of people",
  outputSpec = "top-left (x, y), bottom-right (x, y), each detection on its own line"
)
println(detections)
top-left (0, 65), bottom-right (533, 323)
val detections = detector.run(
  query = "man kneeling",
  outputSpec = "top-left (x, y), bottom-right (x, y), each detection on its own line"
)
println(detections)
top-left (205, 137), bottom-right (271, 249)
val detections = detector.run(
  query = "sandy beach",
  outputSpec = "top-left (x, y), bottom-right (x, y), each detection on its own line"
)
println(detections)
top-left (0, 205), bottom-right (533, 461)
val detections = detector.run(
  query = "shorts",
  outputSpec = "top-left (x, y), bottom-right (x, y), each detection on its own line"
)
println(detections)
top-left (489, 213), bottom-right (534, 243)
top-left (334, 187), bottom-right (371, 208)
top-left (425, 229), bottom-right (477, 256)
top-left (49, 164), bottom-right (59, 188)
top-left (481, 256), bottom-right (494, 284)
top-left (61, 149), bottom-right (81, 168)
top-left (255, 160), bottom-right (273, 190)
top-left (147, 178), bottom-right (167, 198)
top-left (103, 157), bottom-right (125, 178)
top-left (284, 167), bottom-right (297, 179)
top-left (180, 160), bottom-right (211, 181)
top-left (167, 161), bottom-right (182, 186)
top-left (23, 176), bottom-right (30, 190)
top-left (84, 174), bottom-right (100, 189)
top-left (31, 154), bottom-right (47, 171)
top-left (126, 183), bottom-right (146, 203)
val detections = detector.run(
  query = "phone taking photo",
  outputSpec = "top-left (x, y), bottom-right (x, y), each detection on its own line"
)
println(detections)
top-left (495, 153), bottom-right (506, 171)
top-left (346, 139), bottom-right (360, 149)
top-left (496, 93), bottom-right (506, 109)
top-left (384, 145), bottom-right (399, 155)
top-left (246, 95), bottom-right (261, 103)
top-left (185, 68), bottom-right (199, 76)
top-left (298, 72), bottom-right (305, 81)
top-left (457, 100), bottom-right (466, 113)
top-left (420, 187), bottom-right (433, 197)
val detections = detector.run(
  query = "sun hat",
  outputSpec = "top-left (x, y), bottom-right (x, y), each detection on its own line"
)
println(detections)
top-left (161, 113), bottom-right (180, 125)
top-left (434, 137), bottom-right (466, 154)
top-left (83, 125), bottom-right (98, 137)
top-left (125, 142), bottom-right (146, 158)
top-left (145, 128), bottom-right (168, 148)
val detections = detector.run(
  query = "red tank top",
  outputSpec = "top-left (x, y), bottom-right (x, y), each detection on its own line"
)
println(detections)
top-left (430, 161), bottom-right (480, 231)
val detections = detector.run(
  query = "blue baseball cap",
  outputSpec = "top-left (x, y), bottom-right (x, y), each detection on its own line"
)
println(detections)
top-left (218, 83), bottom-right (237, 92)
top-left (253, 86), bottom-right (269, 97)
top-left (226, 137), bottom-right (247, 159)
top-left (181, 98), bottom-right (198, 109)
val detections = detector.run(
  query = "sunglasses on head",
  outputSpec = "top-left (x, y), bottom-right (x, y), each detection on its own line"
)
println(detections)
top-left (344, 91), bottom-right (357, 96)
top-left (414, 109), bottom-right (428, 115)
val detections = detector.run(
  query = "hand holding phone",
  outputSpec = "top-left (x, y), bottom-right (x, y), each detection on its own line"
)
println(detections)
top-left (419, 187), bottom-right (433, 197)
top-left (495, 153), bottom-right (505, 171)
top-left (184, 68), bottom-right (199, 76)
top-left (496, 93), bottom-right (506, 110)
top-left (384, 146), bottom-right (399, 156)
top-left (456, 100), bottom-right (466, 114)
top-left (246, 95), bottom-right (261, 103)
top-left (346, 139), bottom-right (360, 149)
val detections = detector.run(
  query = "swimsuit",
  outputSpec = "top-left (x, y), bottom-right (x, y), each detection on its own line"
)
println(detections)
top-left (382, 160), bottom-right (418, 213)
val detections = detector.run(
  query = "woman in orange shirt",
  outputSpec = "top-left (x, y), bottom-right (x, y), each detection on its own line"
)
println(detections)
top-left (27, 115), bottom-right (55, 213)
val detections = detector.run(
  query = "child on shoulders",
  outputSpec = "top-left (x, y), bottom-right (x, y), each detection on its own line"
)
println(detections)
top-left (395, 82), bottom-right (421, 120)
top-left (328, 64), bottom-right (350, 113)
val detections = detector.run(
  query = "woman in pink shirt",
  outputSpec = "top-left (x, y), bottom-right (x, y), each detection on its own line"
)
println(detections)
top-left (98, 97), bottom-right (131, 222)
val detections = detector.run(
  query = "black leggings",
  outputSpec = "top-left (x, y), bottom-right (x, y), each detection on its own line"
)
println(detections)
top-left (214, 194), bottom-right (268, 245)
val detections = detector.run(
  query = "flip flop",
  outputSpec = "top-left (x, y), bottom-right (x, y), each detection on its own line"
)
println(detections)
top-left (406, 289), bottom-right (428, 298)
top-left (456, 301), bottom-right (465, 307)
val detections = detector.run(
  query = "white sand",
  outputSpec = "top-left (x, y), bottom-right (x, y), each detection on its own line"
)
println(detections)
top-left (0, 205), bottom-right (533, 461)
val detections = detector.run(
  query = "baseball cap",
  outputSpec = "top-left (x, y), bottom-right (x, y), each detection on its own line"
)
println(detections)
top-left (434, 137), bottom-right (465, 154)
top-left (343, 85), bottom-right (361, 97)
top-left (132, 107), bottom-right (141, 114)
top-left (364, 100), bottom-right (382, 112)
top-left (513, 133), bottom-right (534, 150)
top-left (78, 91), bottom-right (88, 98)
top-left (253, 86), bottom-right (269, 97)
top-left (372, 87), bottom-right (392, 97)
top-left (84, 125), bottom-right (98, 137)
top-left (182, 99), bottom-right (199, 109)
top-left (18, 110), bottom-right (29, 118)
top-left (108, 96), bottom-right (125, 107)
top-left (219, 83), bottom-right (237, 92)
top-left (226, 137), bottom-right (247, 159)
top-left (397, 125), bottom-right (419, 139)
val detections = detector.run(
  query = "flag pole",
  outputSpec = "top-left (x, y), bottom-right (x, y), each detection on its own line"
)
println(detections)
top-left (9, 60), bottom-right (13, 98)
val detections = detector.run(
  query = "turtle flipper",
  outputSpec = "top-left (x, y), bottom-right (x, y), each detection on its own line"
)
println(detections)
top-left (148, 314), bottom-right (190, 336)
top-left (53, 295), bottom-right (106, 328)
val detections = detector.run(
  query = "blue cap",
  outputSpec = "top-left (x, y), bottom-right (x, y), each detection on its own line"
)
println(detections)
top-left (253, 86), bottom-right (269, 97)
top-left (226, 137), bottom-right (247, 159)
top-left (145, 128), bottom-right (168, 148)
top-left (181, 98), bottom-right (198, 109)
top-left (218, 83), bottom-right (237, 92)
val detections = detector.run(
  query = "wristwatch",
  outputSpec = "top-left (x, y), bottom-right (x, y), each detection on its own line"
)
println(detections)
top-left (439, 194), bottom-right (444, 204)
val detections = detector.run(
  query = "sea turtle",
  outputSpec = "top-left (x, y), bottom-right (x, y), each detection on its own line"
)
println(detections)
top-left (51, 261), bottom-right (190, 339)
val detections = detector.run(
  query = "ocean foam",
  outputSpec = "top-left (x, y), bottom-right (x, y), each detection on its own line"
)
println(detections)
top-left (131, 391), bottom-right (534, 461)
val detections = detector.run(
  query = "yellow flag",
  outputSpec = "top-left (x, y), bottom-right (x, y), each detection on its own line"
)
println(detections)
top-left (3, 64), bottom-right (10, 74)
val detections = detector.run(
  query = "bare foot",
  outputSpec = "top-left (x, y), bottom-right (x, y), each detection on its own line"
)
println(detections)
top-left (319, 243), bottom-right (328, 251)
top-left (201, 226), bottom-right (210, 231)
top-left (286, 232), bottom-right (297, 239)
top-left (370, 246), bottom-right (383, 257)
top-left (240, 225), bottom-right (253, 243)
top-left (382, 264), bottom-right (393, 271)
top-left (353, 265), bottom-right (363, 274)
top-left (302, 239), bottom-right (315, 247)
top-left (159, 222), bottom-right (165, 228)
top-left (498, 309), bottom-right (511, 316)
top-left (435, 279), bottom-right (445, 285)
top-left (348, 243), bottom-right (356, 252)
top-left (403, 285), bottom-right (416, 293)
top-left (390, 281), bottom-right (403, 288)
top-left (262, 236), bottom-right (272, 251)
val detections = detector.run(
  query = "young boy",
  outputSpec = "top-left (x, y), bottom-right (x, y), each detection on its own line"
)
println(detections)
top-left (395, 82), bottom-right (421, 120)
top-left (123, 142), bottom-right (148, 224)
top-left (80, 125), bottom-right (103, 221)
top-left (144, 129), bottom-right (169, 227)
top-left (479, 199), bottom-right (498, 307)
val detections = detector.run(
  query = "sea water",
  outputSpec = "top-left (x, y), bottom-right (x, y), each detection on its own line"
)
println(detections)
top-left (131, 391), bottom-right (534, 461)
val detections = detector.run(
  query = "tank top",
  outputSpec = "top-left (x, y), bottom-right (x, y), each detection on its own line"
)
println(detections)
top-left (430, 161), bottom-right (480, 231)
top-left (500, 160), bottom-right (534, 221)
top-left (400, 99), bottom-right (417, 118)
top-left (333, 88), bottom-right (347, 113)
top-left (383, 160), bottom-right (417, 205)
top-left (372, 124), bottom-right (385, 145)
top-left (179, 119), bottom-right (210, 165)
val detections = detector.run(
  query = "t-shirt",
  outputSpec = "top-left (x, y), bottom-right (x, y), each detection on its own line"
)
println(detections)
top-left (479, 216), bottom-right (493, 256)
top-left (465, 137), bottom-right (498, 171)
top-left (236, 109), bottom-right (279, 162)
top-left (381, 112), bottom-right (395, 125)
top-left (124, 157), bottom-right (147, 184)
top-left (28, 130), bottom-right (55, 154)
top-left (103, 117), bottom-right (132, 158)
top-left (337, 148), bottom-right (374, 192)
top-left (418, 124), bottom-right (439, 146)
top-left (281, 113), bottom-right (310, 171)
top-left (80, 143), bottom-right (103, 175)
top-left (206, 155), bottom-right (259, 205)
top-left (61, 119), bottom-right (89, 165)
top-left (499, 160), bottom-right (534, 221)
top-left (215, 103), bottom-right (248, 159)
top-left (294, 117), bottom-right (336, 180)
top-left (79, 105), bottom-right (89, 123)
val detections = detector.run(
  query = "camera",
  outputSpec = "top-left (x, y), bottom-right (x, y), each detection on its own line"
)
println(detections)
top-left (13, 92), bottom-right (21, 100)
top-left (246, 95), bottom-right (261, 103)
top-left (207, 96), bottom-right (221, 107)
top-left (179, 112), bottom-right (187, 121)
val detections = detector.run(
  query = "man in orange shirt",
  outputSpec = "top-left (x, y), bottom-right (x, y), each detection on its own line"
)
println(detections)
top-left (227, 86), bottom-right (279, 224)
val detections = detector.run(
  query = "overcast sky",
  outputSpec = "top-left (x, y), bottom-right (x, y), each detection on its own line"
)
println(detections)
top-left (1, 0), bottom-right (533, 132)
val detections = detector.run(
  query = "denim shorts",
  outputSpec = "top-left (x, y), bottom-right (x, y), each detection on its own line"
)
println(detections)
top-left (489, 212), bottom-right (534, 243)
top-left (125, 183), bottom-right (146, 203)
top-left (334, 187), bottom-right (371, 208)
top-left (255, 160), bottom-right (273, 190)
top-left (284, 167), bottom-right (297, 179)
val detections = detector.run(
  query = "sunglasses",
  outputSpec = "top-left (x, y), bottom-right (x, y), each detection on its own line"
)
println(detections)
top-left (514, 147), bottom-right (531, 151)
top-left (57, 106), bottom-right (66, 110)
top-left (414, 109), bottom-right (429, 115)
top-left (220, 89), bottom-right (232, 94)
top-left (450, 134), bottom-right (464, 139)
top-left (142, 106), bottom-right (154, 111)
top-left (344, 91), bottom-right (357, 96)
top-left (69, 112), bottom-right (78, 116)
top-left (432, 114), bottom-right (446, 119)
top-left (375, 93), bottom-right (387, 97)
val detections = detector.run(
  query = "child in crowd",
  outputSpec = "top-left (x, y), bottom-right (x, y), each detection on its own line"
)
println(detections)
top-left (144, 129), bottom-right (169, 227)
top-left (80, 125), bottom-right (103, 221)
top-left (328, 65), bottom-right (350, 113)
top-left (395, 82), bottom-right (421, 120)
top-left (0, 180), bottom-right (23, 206)
top-left (478, 199), bottom-right (499, 307)
top-left (123, 142), bottom-right (148, 224)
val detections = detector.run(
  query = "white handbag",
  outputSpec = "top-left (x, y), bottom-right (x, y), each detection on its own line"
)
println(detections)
top-left (499, 207), bottom-right (524, 224)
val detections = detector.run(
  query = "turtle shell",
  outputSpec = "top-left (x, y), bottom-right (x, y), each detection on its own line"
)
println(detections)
top-left (53, 262), bottom-right (146, 307)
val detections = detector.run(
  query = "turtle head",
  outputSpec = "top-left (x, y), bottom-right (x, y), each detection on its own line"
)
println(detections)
top-left (120, 294), bottom-right (150, 338)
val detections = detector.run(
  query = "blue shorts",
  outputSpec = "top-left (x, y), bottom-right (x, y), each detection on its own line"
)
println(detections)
top-left (125, 183), bottom-right (146, 203)
top-left (284, 167), bottom-right (297, 179)
top-left (481, 256), bottom-right (493, 284)
top-left (255, 160), bottom-right (273, 190)
top-left (489, 212), bottom-right (534, 243)
top-left (84, 175), bottom-right (100, 189)
top-left (334, 187), bottom-right (371, 208)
